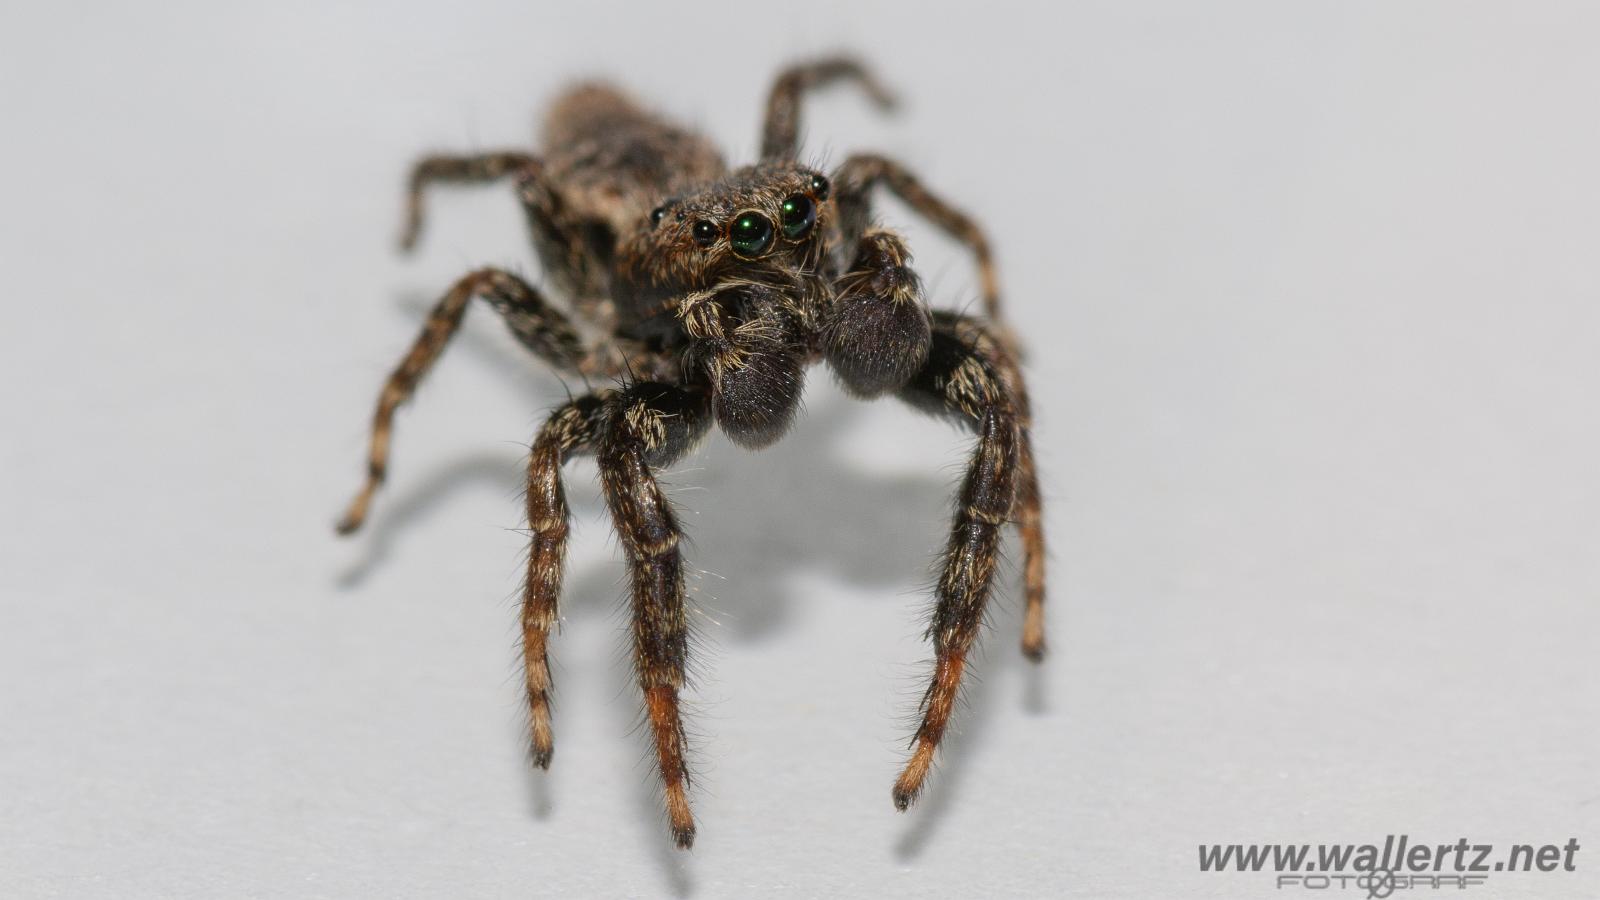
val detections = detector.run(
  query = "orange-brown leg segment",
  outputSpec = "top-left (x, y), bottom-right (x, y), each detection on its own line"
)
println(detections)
top-left (521, 393), bottom-right (610, 767)
top-left (398, 151), bottom-right (537, 251)
top-left (761, 56), bottom-right (897, 160)
top-left (595, 383), bottom-right (712, 849)
top-left (892, 314), bottom-right (1027, 810)
top-left (833, 154), bottom-right (1004, 323)
top-left (1015, 437), bottom-right (1047, 660)
top-left (990, 335), bottom-right (1047, 659)
top-left (335, 268), bottom-right (593, 535)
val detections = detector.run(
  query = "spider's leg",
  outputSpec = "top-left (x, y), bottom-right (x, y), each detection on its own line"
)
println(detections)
top-left (336, 268), bottom-right (611, 534)
top-left (890, 313), bottom-right (1040, 810)
top-left (986, 325), bottom-right (1047, 660)
top-left (595, 382), bottom-right (713, 850)
top-left (832, 154), bottom-right (1005, 324)
top-left (397, 149), bottom-right (607, 320)
top-left (820, 228), bottom-right (932, 398)
top-left (522, 392), bottom-right (611, 768)
top-left (398, 151), bottom-right (538, 251)
top-left (512, 166), bottom-right (613, 322)
top-left (761, 56), bottom-right (896, 160)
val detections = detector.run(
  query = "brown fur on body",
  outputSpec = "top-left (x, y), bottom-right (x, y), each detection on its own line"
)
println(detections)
top-left (337, 56), bottom-right (1049, 850)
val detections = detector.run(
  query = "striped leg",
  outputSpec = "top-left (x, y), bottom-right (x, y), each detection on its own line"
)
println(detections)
top-left (521, 393), bottom-right (610, 767)
top-left (335, 268), bottom-right (595, 534)
top-left (833, 154), bottom-right (1004, 323)
top-left (595, 382), bottom-right (712, 849)
top-left (761, 56), bottom-right (896, 160)
top-left (398, 151), bottom-right (536, 251)
top-left (891, 313), bottom-right (1036, 809)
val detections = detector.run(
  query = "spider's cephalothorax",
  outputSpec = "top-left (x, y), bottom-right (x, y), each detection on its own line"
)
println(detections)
top-left (337, 58), bottom-right (1047, 850)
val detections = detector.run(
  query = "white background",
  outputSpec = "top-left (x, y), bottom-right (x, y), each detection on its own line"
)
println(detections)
top-left (3, 2), bottom-right (1598, 897)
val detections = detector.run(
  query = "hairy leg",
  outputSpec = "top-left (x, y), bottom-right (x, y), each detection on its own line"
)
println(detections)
top-left (761, 56), bottom-right (897, 160)
top-left (336, 268), bottom-right (606, 534)
top-left (991, 336), bottom-right (1046, 659)
top-left (522, 393), bottom-right (611, 767)
top-left (396, 150), bottom-right (605, 321)
top-left (512, 165), bottom-right (610, 317)
top-left (927, 313), bottom-right (1046, 658)
top-left (398, 151), bottom-right (537, 251)
top-left (832, 154), bottom-right (1004, 323)
top-left (595, 382), bottom-right (713, 849)
top-left (891, 314), bottom-right (1038, 809)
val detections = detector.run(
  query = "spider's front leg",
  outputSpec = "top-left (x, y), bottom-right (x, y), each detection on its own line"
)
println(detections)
top-left (521, 392), bottom-right (610, 768)
top-left (595, 382), bottom-right (714, 849)
top-left (889, 313), bottom-right (1046, 809)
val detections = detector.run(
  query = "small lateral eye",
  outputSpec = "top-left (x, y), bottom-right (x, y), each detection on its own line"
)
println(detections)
top-left (650, 206), bottom-right (667, 227)
top-left (779, 193), bottom-right (815, 239)
top-left (728, 212), bottom-right (774, 258)
top-left (809, 173), bottom-right (830, 200)
top-left (692, 220), bottom-right (719, 246)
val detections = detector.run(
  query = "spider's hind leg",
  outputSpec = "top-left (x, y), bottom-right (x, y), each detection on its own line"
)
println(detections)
top-left (890, 312), bottom-right (1045, 809)
top-left (397, 150), bottom-right (605, 317)
top-left (761, 56), bottom-right (897, 160)
top-left (398, 151), bottom-right (537, 251)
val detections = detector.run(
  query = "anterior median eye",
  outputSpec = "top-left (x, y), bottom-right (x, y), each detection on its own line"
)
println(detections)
top-left (779, 194), bottom-right (815, 239)
top-left (728, 212), bottom-right (774, 258)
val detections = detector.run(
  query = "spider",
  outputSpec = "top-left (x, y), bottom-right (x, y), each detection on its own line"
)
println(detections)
top-left (336, 57), bottom-right (1047, 850)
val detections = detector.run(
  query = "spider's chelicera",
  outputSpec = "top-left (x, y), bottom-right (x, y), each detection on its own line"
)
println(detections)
top-left (337, 57), bottom-right (1047, 850)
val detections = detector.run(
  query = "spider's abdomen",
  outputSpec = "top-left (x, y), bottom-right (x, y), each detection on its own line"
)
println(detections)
top-left (541, 84), bottom-right (725, 236)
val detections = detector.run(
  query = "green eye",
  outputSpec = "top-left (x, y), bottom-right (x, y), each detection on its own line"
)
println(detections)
top-left (779, 194), bottom-right (815, 239)
top-left (728, 212), bottom-right (774, 258)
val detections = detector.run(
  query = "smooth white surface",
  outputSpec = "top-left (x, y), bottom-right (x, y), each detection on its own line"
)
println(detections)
top-left (3, 2), bottom-right (1598, 897)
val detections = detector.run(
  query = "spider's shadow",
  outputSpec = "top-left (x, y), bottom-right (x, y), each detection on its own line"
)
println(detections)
top-left (335, 308), bottom-right (1045, 885)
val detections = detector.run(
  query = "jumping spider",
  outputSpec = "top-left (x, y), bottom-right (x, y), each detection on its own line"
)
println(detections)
top-left (337, 57), bottom-right (1047, 849)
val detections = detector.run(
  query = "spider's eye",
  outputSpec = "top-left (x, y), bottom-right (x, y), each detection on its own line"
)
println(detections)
top-left (650, 206), bottom-right (667, 227)
top-left (728, 212), bottom-right (774, 258)
top-left (779, 194), bottom-right (815, 239)
top-left (692, 220), bottom-right (719, 246)
top-left (809, 173), bottom-right (830, 201)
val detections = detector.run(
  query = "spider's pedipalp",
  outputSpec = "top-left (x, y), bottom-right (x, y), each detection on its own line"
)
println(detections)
top-left (682, 282), bottom-right (808, 449)
top-left (822, 229), bottom-right (932, 397)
